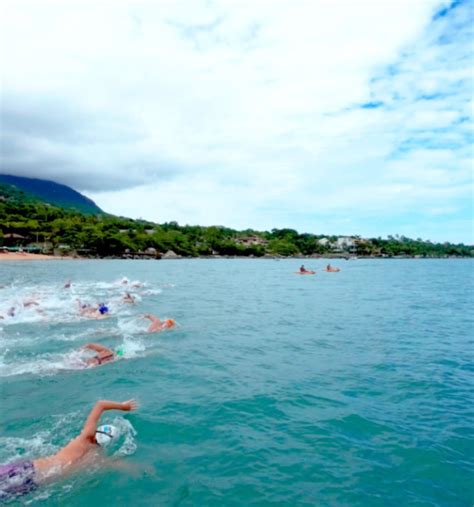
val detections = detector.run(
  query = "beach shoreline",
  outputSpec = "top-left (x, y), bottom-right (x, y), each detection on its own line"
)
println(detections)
top-left (0, 252), bottom-right (76, 261)
top-left (0, 251), bottom-right (470, 262)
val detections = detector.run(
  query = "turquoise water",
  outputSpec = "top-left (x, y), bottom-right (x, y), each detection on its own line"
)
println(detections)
top-left (0, 258), bottom-right (473, 506)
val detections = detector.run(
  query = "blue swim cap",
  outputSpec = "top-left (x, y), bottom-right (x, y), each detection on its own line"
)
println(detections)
top-left (98, 304), bottom-right (109, 315)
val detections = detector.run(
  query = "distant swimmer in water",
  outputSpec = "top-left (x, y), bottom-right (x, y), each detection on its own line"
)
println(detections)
top-left (119, 278), bottom-right (142, 288)
top-left (144, 314), bottom-right (176, 333)
top-left (0, 307), bottom-right (16, 320)
top-left (123, 292), bottom-right (135, 304)
top-left (80, 343), bottom-right (124, 367)
top-left (0, 399), bottom-right (138, 500)
top-left (63, 280), bottom-right (72, 289)
top-left (23, 298), bottom-right (40, 309)
top-left (298, 265), bottom-right (315, 275)
top-left (77, 300), bottom-right (110, 319)
top-left (325, 264), bottom-right (340, 272)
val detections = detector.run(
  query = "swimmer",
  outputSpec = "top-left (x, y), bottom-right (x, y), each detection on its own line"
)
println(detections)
top-left (0, 307), bottom-right (16, 319)
top-left (326, 264), bottom-right (340, 272)
top-left (123, 292), bottom-right (135, 304)
top-left (22, 299), bottom-right (45, 316)
top-left (81, 343), bottom-right (119, 367)
top-left (63, 280), bottom-right (72, 289)
top-left (78, 301), bottom-right (110, 319)
top-left (0, 399), bottom-right (138, 499)
top-left (297, 265), bottom-right (315, 275)
top-left (23, 299), bottom-right (39, 308)
top-left (144, 314), bottom-right (176, 333)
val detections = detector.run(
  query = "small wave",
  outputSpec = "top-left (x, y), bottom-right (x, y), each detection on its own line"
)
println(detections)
top-left (0, 433), bottom-right (58, 464)
top-left (0, 350), bottom-right (89, 378)
top-left (117, 316), bottom-right (148, 335)
top-left (0, 336), bottom-right (149, 378)
top-left (110, 417), bottom-right (138, 456)
top-left (119, 336), bottom-right (146, 358)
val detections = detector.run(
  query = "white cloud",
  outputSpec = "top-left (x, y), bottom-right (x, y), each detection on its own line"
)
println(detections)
top-left (0, 0), bottom-right (472, 243)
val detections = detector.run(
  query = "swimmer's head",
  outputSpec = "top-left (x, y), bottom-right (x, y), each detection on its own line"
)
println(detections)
top-left (165, 319), bottom-right (175, 328)
top-left (98, 304), bottom-right (109, 315)
top-left (95, 424), bottom-right (118, 447)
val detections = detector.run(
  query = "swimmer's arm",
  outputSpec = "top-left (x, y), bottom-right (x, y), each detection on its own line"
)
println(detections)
top-left (144, 314), bottom-right (159, 322)
top-left (81, 400), bottom-right (138, 439)
top-left (82, 343), bottom-right (111, 353)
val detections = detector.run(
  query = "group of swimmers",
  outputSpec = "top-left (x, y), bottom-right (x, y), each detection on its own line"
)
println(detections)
top-left (299, 263), bottom-right (341, 274)
top-left (0, 277), bottom-right (176, 499)
top-left (0, 298), bottom-right (42, 320)
top-left (81, 313), bottom-right (176, 368)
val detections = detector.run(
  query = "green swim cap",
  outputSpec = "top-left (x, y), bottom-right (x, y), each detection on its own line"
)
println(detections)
top-left (116, 346), bottom-right (124, 357)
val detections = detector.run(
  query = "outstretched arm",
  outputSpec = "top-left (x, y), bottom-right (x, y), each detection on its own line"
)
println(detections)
top-left (82, 343), bottom-right (112, 354)
top-left (81, 399), bottom-right (138, 440)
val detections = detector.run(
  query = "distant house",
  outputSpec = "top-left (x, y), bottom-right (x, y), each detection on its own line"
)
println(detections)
top-left (235, 236), bottom-right (268, 247)
top-left (3, 233), bottom-right (27, 246)
top-left (335, 237), bottom-right (356, 249)
top-left (145, 229), bottom-right (156, 235)
top-left (317, 238), bottom-right (330, 246)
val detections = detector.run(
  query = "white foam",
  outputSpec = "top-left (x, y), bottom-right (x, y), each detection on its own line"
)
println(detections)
top-left (0, 350), bottom-right (89, 378)
top-left (0, 433), bottom-right (58, 463)
top-left (119, 336), bottom-right (146, 358)
top-left (110, 417), bottom-right (137, 456)
top-left (140, 288), bottom-right (162, 296)
top-left (117, 316), bottom-right (148, 335)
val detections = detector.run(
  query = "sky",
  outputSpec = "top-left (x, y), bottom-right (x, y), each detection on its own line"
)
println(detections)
top-left (1, 0), bottom-right (473, 243)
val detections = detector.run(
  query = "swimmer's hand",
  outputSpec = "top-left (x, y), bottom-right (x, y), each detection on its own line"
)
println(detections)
top-left (121, 399), bottom-right (138, 412)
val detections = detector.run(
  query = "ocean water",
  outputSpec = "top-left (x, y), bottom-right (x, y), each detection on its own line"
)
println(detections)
top-left (0, 258), bottom-right (473, 506)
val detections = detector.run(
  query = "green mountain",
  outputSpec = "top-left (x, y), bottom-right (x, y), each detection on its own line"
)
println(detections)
top-left (0, 174), bottom-right (103, 214)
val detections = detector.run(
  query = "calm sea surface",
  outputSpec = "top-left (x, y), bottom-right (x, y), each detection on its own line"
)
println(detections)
top-left (0, 258), bottom-right (473, 506)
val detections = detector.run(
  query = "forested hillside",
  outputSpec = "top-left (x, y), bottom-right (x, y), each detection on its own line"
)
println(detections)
top-left (0, 174), bottom-right (102, 214)
top-left (0, 182), bottom-right (471, 258)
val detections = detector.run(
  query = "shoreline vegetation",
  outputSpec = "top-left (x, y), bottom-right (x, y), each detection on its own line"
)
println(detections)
top-left (1, 182), bottom-right (473, 260)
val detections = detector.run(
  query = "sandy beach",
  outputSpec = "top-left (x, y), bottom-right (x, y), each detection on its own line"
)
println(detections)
top-left (0, 252), bottom-right (73, 261)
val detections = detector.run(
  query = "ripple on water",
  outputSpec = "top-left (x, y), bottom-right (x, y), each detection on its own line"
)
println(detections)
top-left (0, 259), bottom-right (473, 506)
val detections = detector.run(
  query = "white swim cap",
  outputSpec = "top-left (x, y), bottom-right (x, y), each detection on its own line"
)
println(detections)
top-left (95, 424), bottom-right (118, 447)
